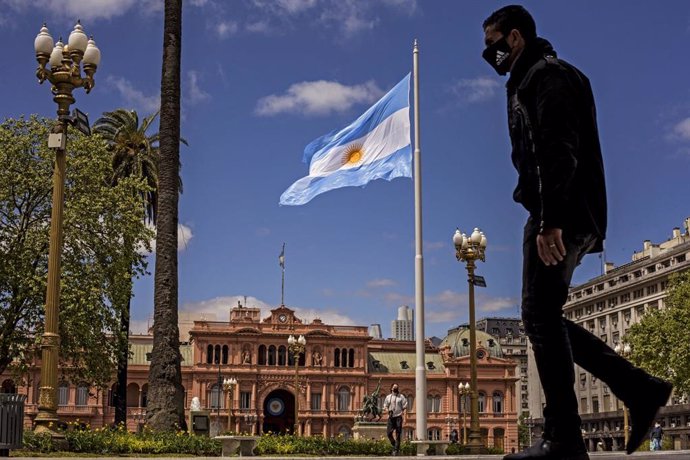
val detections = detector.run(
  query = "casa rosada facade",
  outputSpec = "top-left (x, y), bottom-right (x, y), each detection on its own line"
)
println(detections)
top-left (6, 304), bottom-right (519, 452)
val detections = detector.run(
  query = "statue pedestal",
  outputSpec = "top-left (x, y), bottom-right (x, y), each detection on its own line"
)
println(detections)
top-left (353, 420), bottom-right (387, 440)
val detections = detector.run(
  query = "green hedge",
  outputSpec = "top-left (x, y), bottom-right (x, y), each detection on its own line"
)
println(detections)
top-left (22, 428), bottom-right (419, 456)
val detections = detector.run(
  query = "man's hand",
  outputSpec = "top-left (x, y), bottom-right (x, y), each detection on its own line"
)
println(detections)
top-left (537, 228), bottom-right (566, 266)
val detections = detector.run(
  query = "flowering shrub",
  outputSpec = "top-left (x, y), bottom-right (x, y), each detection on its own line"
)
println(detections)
top-left (23, 425), bottom-right (426, 456)
top-left (22, 422), bottom-right (220, 456)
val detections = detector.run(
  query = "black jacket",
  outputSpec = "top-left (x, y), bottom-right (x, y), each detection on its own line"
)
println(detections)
top-left (506, 38), bottom-right (607, 252)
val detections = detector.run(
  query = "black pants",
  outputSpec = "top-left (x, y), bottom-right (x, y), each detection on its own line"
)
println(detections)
top-left (387, 415), bottom-right (403, 451)
top-left (521, 218), bottom-right (651, 443)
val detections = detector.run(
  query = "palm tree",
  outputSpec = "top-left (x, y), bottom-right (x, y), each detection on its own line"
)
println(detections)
top-left (148, 0), bottom-right (186, 431)
top-left (93, 109), bottom-right (161, 426)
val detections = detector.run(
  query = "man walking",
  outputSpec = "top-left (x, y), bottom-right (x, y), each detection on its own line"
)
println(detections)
top-left (650, 422), bottom-right (663, 450)
top-left (481, 5), bottom-right (672, 460)
top-left (384, 383), bottom-right (407, 456)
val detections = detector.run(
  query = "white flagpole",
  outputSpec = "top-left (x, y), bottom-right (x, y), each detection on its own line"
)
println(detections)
top-left (412, 39), bottom-right (427, 442)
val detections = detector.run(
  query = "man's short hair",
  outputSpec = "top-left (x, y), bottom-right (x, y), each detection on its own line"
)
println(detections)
top-left (391, 383), bottom-right (398, 390)
top-left (483, 5), bottom-right (537, 42)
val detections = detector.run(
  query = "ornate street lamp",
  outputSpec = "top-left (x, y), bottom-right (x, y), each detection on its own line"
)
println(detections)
top-left (243, 412), bottom-right (259, 435)
top-left (453, 228), bottom-right (488, 454)
top-left (288, 334), bottom-right (306, 435)
top-left (33, 21), bottom-right (100, 435)
top-left (614, 343), bottom-right (632, 448)
top-left (458, 382), bottom-right (471, 445)
top-left (223, 377), bottom-right (237, 433)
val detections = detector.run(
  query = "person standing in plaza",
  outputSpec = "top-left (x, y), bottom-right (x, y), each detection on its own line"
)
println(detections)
top-left (650, 422), bottom-right (663, 450)
top-left (480, 5), bottom-right (672, 460)
top-left (384, 383), bottom-right (407, 456)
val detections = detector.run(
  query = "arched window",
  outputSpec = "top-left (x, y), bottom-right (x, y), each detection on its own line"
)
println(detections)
top-left (141, 384), bottom-right (148, 408)
top-left (334, 348), bottom-right (340, 367)
top-left (209, 384), bottom-right (223, 409)
top-left (427, 428), bottom-right (441, 440)
top-left (76, 386), bottom-right (89, 406)
top-left (493, 427), bottom-right (505, 450)
top-left (214, 345), bottom-right (221, 364)
top-left (222, 345), bottom-right (229, 364)
top-left (426, 395), bottom-right (441, 413)
top-left (108, 383), bottom-right (118, 406)
top-left (480, 427), bottom-right (489, 447)
top-left (258, 345), bottom-right (267, 365)
top-left (268, 345), bottom-right (276, 365)
top-left (478, 392), bottom-right (486, 413)
top-left (337, 386), bottom-right (350, 412)
top-left (298, 350), bottom-right (305, 366)
top-left (58, 382), bottom-right (69, 406)
top-left (341, 348), bottom-right (348, 367)
top-left (348, 348), bottom-right (355, 368)
top-left (406, 394), bottom-right (414, 412)
top-left (338, 425), bottom-right (352, 439)
top-left (206, 344), bottom-right (213, 364)
top-left (127, 383), bottom-right (139, 407)
top-left (492, 391), bottom-right (503, 413)
top-left (278, 346), bottom-right (287, 366)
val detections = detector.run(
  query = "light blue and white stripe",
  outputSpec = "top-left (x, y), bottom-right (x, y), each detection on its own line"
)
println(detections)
top-left (279, 74), bottom-right (411, 206)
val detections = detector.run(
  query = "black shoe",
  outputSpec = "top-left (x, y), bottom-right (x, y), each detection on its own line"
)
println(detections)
top-left (626, 377), bottom-right (673, 454)
top-left (503, 439), bottom-right (589, 460)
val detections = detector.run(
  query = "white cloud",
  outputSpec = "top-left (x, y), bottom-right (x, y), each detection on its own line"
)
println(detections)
top-left (292, 307), bottom-right (356, 325)
top-left (671, 118), bottom-right (690, 141)
top-left (450, 76), bottom-right (501, 104)
top-left (215, 20), bottom-right (239, 38)
top-left (186, 70), bottom-right (210, 105)
top-left (384, 292), bottom-right (414, 305)
top-left (252, 0), bottom-right (318, 14)
top-left (478, 296), bottom-right (518, 313)
top-left (107, 76), bottom-right (160, 114)
top-left (426, 309), bottom-right (462, 323)
top-left (179, 294), bottom-right (357, 326)
top-left (146, 223), bottom-right (194, 253)
top-left (367, 278), bottom-right (397, 288)
top-left (429, 290), bottom-right (465, 308)
top-left (3, 0), bottom-right (162, 22)
top-left (319, 0), bottom-right (377, 36)
top-left (190, 0), bottom-right (209, 6)
top-left (255, 80), bottom-right (383, 116)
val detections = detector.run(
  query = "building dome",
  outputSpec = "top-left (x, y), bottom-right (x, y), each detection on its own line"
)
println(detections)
top-left (439, 325), bottom-right (503, 359)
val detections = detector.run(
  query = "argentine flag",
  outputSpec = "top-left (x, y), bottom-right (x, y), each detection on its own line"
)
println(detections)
top-left (280, 74), bottom-right (411, 206)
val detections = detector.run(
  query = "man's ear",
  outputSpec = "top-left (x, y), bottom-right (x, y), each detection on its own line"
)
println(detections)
top-left (508, 28), bottom-right (523, 48)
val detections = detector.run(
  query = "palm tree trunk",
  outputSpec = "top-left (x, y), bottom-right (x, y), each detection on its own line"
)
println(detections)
top-left (147, 0), bottom-right (186, 432)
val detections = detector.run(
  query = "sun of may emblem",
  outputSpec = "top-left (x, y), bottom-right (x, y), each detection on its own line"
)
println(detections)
top-left (343, 143), bottom-right (364, 166)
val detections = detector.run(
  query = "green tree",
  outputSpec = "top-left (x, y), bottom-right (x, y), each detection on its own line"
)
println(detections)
top-left (0, 116), bottom-right (153, 387)
top-left (93, 108), bottom-right (167, 426)
top-left (625, 270), bottom-right (690, 397)
top-left (147, 0), bottom-right (186, 431)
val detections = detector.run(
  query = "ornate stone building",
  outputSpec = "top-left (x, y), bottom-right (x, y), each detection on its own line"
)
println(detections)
top-left (4, 303), bottom-right (519, 452)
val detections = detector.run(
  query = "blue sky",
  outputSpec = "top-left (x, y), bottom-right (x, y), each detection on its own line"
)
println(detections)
top-left (3, 0), bottom-right (690, 340)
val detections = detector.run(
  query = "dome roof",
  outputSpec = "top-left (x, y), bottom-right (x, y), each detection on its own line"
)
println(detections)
top-left (440, 326), bottom-right (503, 359)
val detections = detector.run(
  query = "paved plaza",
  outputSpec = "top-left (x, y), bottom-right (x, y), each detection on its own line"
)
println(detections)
top-left (12, 452), bottom-right (690, 460)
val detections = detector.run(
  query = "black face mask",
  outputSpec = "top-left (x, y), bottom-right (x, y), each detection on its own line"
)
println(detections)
top-left (393, 388), bottom-right (399, 394)
top-left (482, 37), bottom-right (512, 76)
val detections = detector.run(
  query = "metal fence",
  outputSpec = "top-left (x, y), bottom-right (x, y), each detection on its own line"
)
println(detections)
top-left (0, 394), bottom-right (26, 455)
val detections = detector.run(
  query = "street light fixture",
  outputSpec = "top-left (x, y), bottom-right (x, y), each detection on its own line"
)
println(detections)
top-left (223, 377), bottom-right (238, 433)
top-left (614, 343), bottom-right (632, 448)
top-left (458, 382), bottom-right (471, 445)
top-left (33, 21), bottom-right (100, 435)
top-left (288, 334), bottom-right (306, 436)
top-left (243, 412), bottom-right (258, 435)
top-left (453, 228), bottom-right (488, 454)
